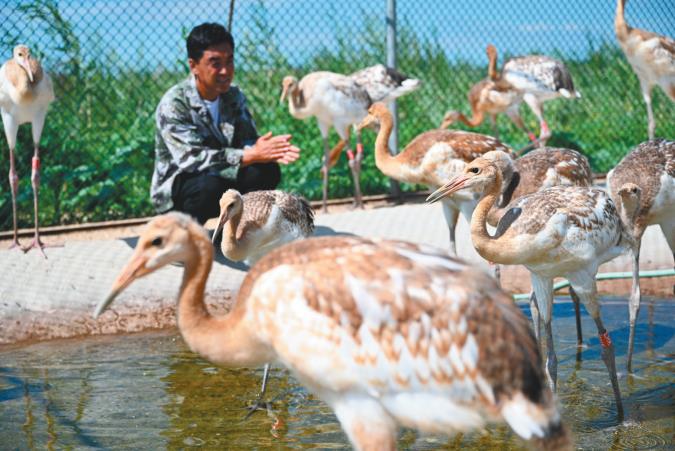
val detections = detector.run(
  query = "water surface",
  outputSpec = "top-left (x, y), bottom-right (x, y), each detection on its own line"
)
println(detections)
top-left (1, 297), bottom-right (673, 450)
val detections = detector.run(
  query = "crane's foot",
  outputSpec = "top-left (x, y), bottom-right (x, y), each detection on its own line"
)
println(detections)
top-left (244, 393), bottom-right (274, 420)
top-left (8, 238), bottom-right (23, 251)
top-left (22, 236), bottom-right (63, 258)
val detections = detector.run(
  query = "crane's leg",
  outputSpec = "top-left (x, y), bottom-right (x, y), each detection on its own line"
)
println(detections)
top-left (528, 290), bottom-right (541, 342)
top-left (347, 128), bottom-right (363, 209)
top-left (245, 363), bottom-right (272, 418)
top-left (626, 245), bottom-right (642, 373)
top-left (570, 286), bottom-right (583, 347)
top-left (3, 115), bottom-right (21, 249)
top-left (567, 271), bottom-right (624, 420)
top-left (531, 274), bottom-right (555, 390)
top-left (440, 200), bottom-right (459, 255)
top-left (321, 136), bottom-right (330, 213)
top-left (506, 105), bottom-right (537, 155)
top-left (333, 397), bottom-right (397, 451)
top-left (523, 94), bottom-right (549, 147)
top-left (489, 114), bottom-right (499, 139)
top-left (640, 82), bottom-right (655, 140)
top-left (23, 111), bottom-right (52, 257)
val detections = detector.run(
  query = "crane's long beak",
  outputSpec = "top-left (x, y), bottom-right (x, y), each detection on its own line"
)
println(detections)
top-left (18, 57), bottom-right (34, 83)
top-left (426, 175), bottom-right (470, 204)
top-left (211, 210), bottom-right (230, 244)
top-left (439, 111), bottom-right (458, 130)
top-left (94, 254), bottom-right (150, 318)
top-left (356, 114), bottom-right (376, 132)
top-left (279, 85), bottom-right (289, 103)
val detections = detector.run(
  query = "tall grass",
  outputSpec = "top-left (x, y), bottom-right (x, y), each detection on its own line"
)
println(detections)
top-left (1, 0), bottom-right (673, 231)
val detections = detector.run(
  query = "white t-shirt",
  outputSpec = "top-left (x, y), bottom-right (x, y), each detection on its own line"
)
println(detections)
top-left (203, 97), bottom-right (221, 125)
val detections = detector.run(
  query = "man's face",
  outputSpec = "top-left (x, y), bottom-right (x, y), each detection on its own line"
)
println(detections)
top-left (189, 42), bottom-right (234, 99)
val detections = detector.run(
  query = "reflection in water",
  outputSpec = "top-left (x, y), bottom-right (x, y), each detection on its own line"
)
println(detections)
top-left (0, 298), bottom-right (673, 449)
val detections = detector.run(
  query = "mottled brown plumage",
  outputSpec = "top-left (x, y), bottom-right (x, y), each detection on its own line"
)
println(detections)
top-left (348, 64), bottom-right (421, 104)
top-left (488, 147), bottom-right (593, 226)
top-left (358, 102), bottom-right (514, 254)
top-left (607, 138), bottom-right (674, 371)
top-left (280, 71), bottom-right (371, 211)
top-left (440, 44), bottom-right (531, 141)
top-left (97, 213), bottom-right (569, 450)
top-left (615, 0), bottom-right (675, 139)
top-left (213, 189), bottom-right (314, 265)
top-left (428, 157), bottom-right (634, 420)
top-left (494, 45), bottom-right (580, 145)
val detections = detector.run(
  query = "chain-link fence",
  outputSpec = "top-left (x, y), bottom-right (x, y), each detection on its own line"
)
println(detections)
top-left (1, 0), bottom-right (674, 231)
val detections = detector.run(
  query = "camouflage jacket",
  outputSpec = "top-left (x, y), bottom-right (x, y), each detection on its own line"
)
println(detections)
top-left (150, 75), bottom-right (259, 212)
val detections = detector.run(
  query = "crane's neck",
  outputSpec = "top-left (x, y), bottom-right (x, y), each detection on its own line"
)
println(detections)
top-left (177, 229), bottom-right (265, 367)
top-left (372, 112), bottom-right (403, 179)
top-left (617, 196), bottom-right (643, 245)
top-left (221, 207), bottom-right (246, 261)
top-left (487, 51), bottom-right (498, 81)
top-left (7, 61), bottom-right (35, 103)
top-left (287, 84), bottom-right (309, 119)
top-left (469, 171), bottom-right (523, 263)
top-left (458, 109), bottom-right (485, 128)
top-left (615, 0), bottom-right (630, 40)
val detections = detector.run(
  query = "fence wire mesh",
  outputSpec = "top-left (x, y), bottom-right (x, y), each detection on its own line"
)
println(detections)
top-left (1, 0), bottom-right (674, 231)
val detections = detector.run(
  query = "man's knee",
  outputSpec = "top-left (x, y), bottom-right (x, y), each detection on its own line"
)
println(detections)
top-left (173, 172), bottom-right (228, 224)
top-left (239, 163), bottom-right (281, 192)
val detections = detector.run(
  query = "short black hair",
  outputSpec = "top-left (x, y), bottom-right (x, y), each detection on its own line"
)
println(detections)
top-left (186, 23), bottom-right (235, 61)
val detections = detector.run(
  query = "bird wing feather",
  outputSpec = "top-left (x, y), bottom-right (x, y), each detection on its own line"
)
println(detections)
top-left (242, 237), bottom-right (545, 415)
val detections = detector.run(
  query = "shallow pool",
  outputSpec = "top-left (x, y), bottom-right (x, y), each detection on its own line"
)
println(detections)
top-left (1, 297), bottom-right (673, 449)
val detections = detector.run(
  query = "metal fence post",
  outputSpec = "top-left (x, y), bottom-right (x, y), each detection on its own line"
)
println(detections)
top-left (386, 0), bottom-right (402, 201)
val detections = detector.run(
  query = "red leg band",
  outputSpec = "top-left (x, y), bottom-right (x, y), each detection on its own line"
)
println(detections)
top-left (356, 143), bottom-right (363, 154)
top-left (599, 331), bottom-right (612, 348)
top-left (347, 149), bottom-right (354, 161)
top-left (32, 157), bottom-right (40, 170)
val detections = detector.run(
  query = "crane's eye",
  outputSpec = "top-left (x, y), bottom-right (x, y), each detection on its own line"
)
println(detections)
top-left (631, 187), bottom-right (638, 194)
top-left (151, 237), bottom-right (163, 247)
top-left (469, 167), bottom-right (480, 174)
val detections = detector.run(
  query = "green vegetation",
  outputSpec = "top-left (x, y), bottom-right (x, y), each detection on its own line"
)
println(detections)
top-left (1, 0), bottom-right (673, 231)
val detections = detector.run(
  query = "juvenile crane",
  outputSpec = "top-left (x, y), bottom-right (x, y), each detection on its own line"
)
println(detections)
top-left (495, 45), bottom-right (581, 146)
top-left (440, 45), bottom-right (533, 142)
top-left (211, 188), bottom-right (315, 411)
top-left (348, 64), bottom-right (420, 104)
top-left (615, 0), bottom-right (675, 139)
top-left (95, 212), bottom-right (570, 451)
top-left (0, 44), bottom-right (55, 255)
top-left (483, 147), bottom-right (593, 343)
top-left (427, 157), bottom-right (636, 420)
top-left (607, 138), bottom-right (674, 372)
top-left (281, 72), bottom-right (370, 211)
top-left (212, 189), bottom-right (314, 266)
top-left (358, 102), bottom-right (514, 255)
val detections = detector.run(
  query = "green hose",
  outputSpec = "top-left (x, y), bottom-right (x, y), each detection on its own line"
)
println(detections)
top-left (512, 268), bottom-right (675, 301)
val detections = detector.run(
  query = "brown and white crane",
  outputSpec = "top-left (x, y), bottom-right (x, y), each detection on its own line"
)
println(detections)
top-left (615, 0), bottom-right (675, 140)
top-left (483, 147), bottom-right (593, 344)
top-left (281, 71), bottom-right (370, 212)
top-left (0, 44), bottom-right (55, 256)
top-left (212, 189), bottom-right (314, 266)
top-left (428, 157), bottom-right (637, 420)
top-left (495, 45), bottom-right (581, 146)
top-left (280, 67), bottom-right (420, 212)
top-left (607, 138), bottom-right (674, 372)
top-left (95, 212), bottom-right (570, 450)
top-left (358, 102), bottom-right (514, 255)
top-left (211, 188), bottom-right (314, 412)
top-left (440, 44), bottom-right (534, 142)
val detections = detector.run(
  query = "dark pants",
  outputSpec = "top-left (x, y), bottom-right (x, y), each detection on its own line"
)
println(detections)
top-left (171, 163), bottom-right (281, 224)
